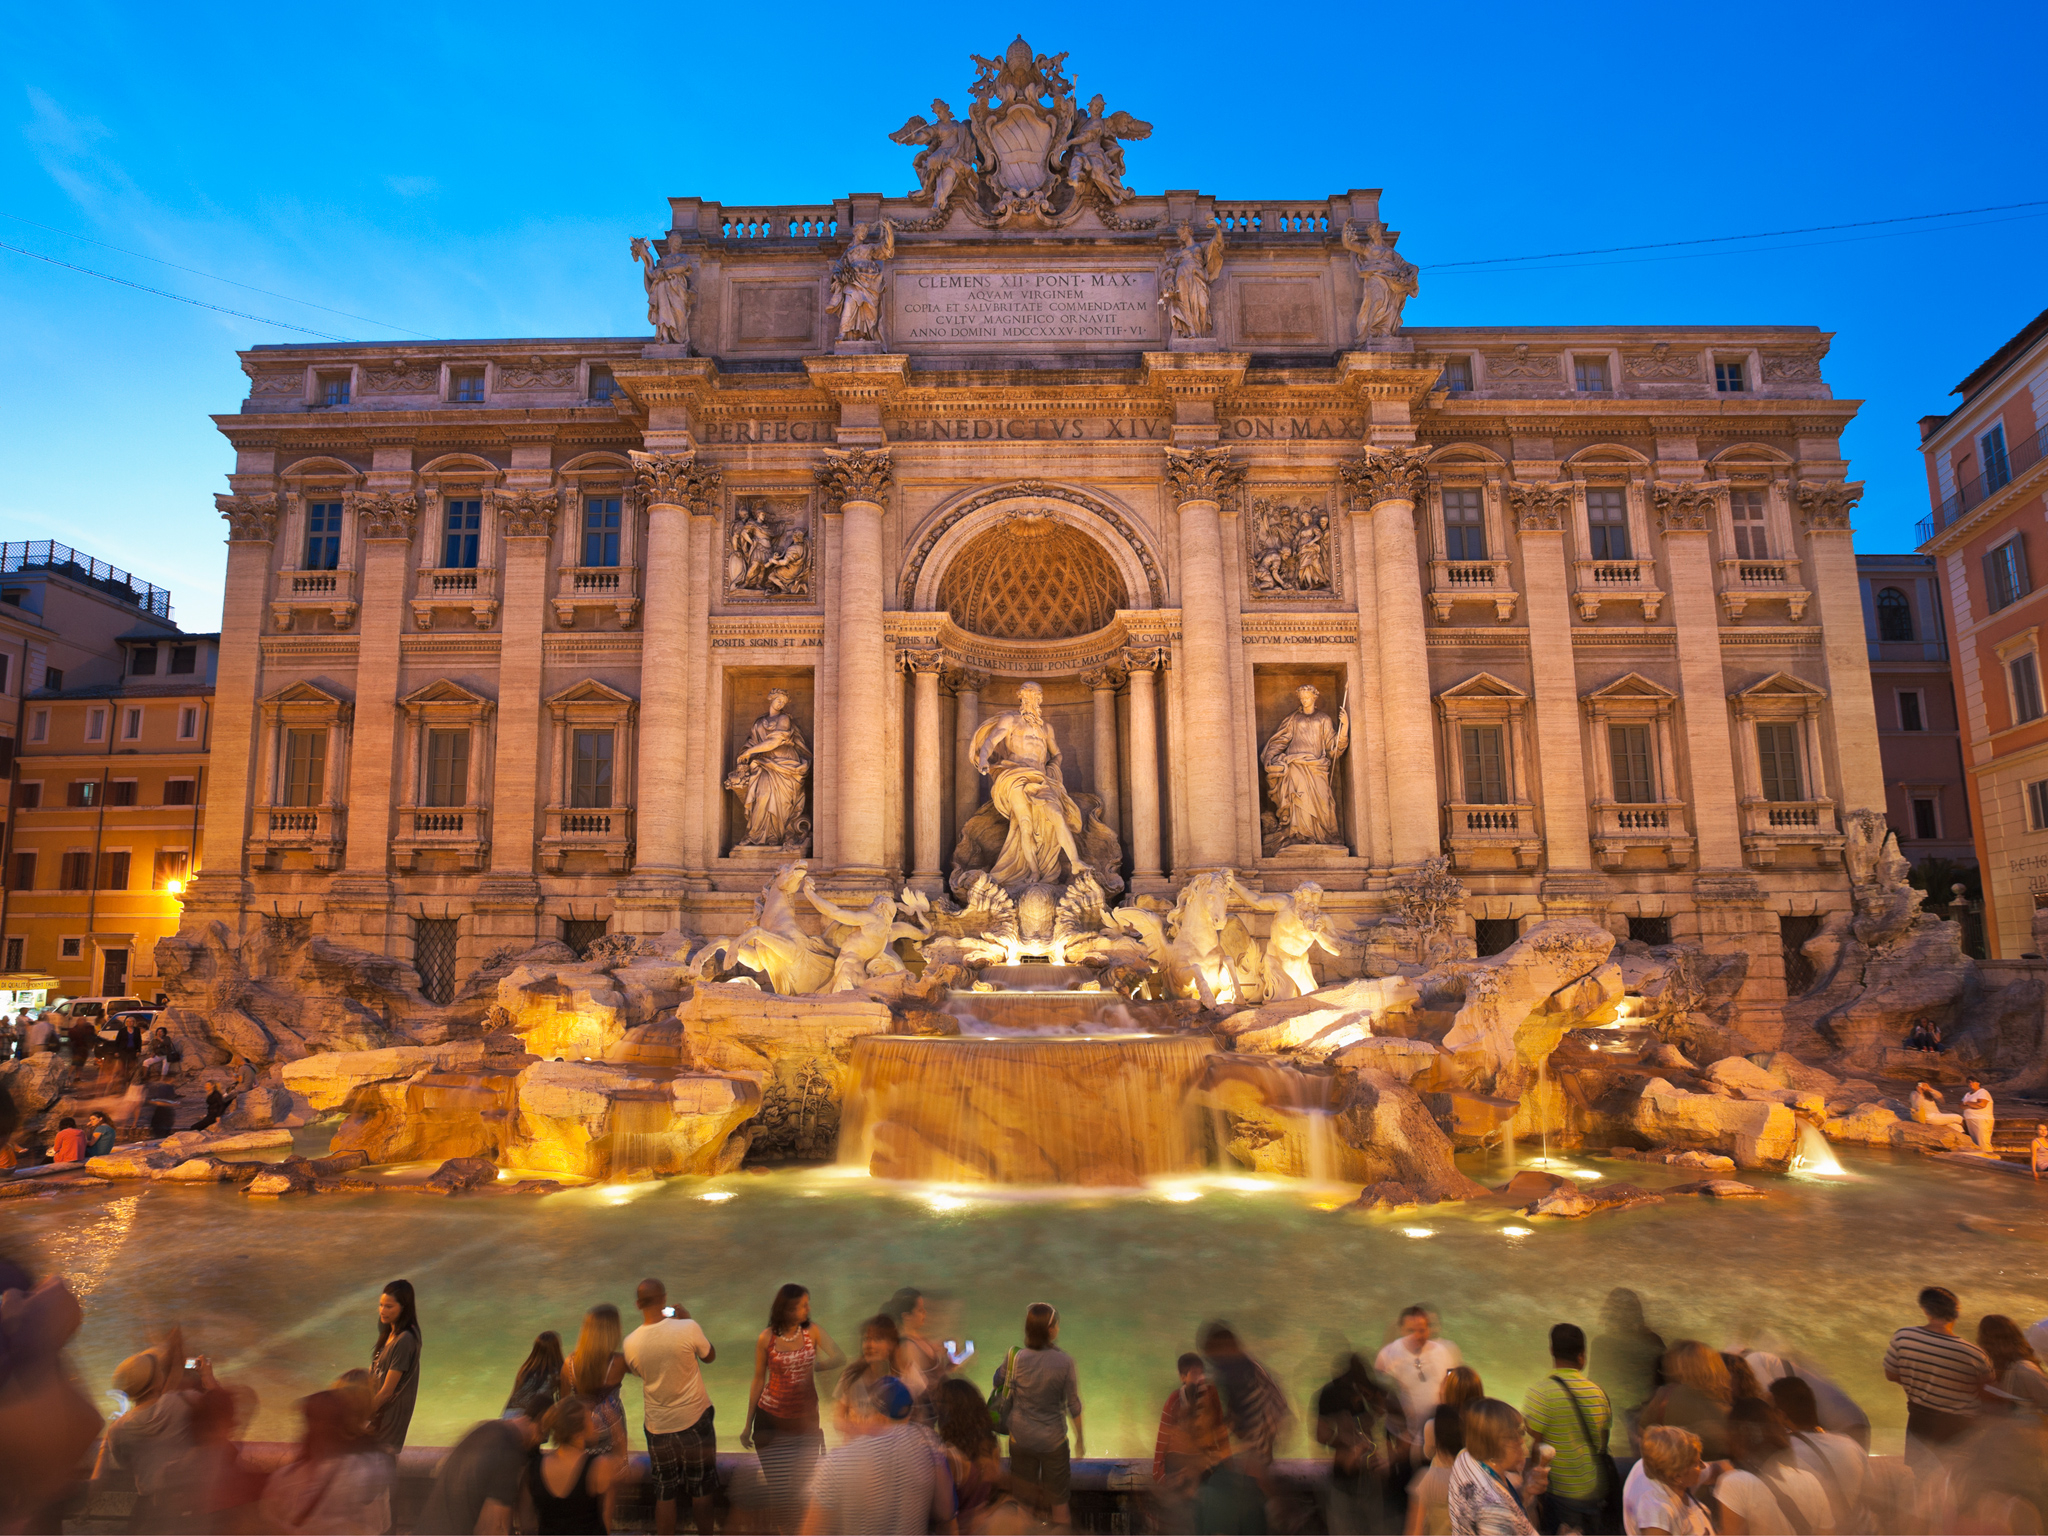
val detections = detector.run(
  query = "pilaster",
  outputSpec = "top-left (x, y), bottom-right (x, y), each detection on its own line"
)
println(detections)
top-left (1652, 479), bottom-right (1746, 872)
top-left (335, 490), bottom-right (419, 937)
top-left (1798, 480), bottom-right (1885, 817)
top-left (1506, 476), bottom-right (1596, 876)
top-left (480, 484), bottom-right (557, 931)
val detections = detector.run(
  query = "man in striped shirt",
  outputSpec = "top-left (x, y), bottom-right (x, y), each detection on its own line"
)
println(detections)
top-left (1523, 1323), bottom-right (1613, 1536)
top-left (1883, 1285), bottom-right (1991, 1474)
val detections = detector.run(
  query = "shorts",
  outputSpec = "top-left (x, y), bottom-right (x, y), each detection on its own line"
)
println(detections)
top-left (648, 1405), bottom-right (717, 1502)
top-left (1009, 1441), bottom-right (1072, 1506)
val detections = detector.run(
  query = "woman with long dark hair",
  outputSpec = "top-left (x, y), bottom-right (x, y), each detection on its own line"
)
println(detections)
top-left (936, 1377), bottom-right (1026, 1534)
top-left (528, 1396), bottom-right (629, 1536)
top-left (741, 1283), bottom-right (843, 1533)
top-left (369, 1279), bottom-right (421, 1454)
top-left (507, 1331), bottom-right (566, 1418)
top-left (258, 1388), bottom-right (395, 1535)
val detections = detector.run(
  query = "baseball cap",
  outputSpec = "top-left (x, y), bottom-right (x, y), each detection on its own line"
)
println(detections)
top-left (874, 1375), bottom-right (914, 1421)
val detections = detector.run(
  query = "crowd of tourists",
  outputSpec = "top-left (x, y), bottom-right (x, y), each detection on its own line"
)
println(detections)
top-left (5, 1249), bottom-right (2048, 1536)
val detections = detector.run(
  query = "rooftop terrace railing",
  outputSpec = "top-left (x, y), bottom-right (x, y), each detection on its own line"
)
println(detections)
top-left (1918, 425), bottom-right (2043, 544)
top-left (0, 540), bottom-right (173, 621)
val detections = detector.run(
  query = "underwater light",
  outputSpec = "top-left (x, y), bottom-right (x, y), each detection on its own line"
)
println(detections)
top-left (700, 1190), bottom-right (735, 1203)
top-left (1500, 1225), bottom-right (1535, 1237)
top-left (1401, 1226), bottom-right (1436, 1239)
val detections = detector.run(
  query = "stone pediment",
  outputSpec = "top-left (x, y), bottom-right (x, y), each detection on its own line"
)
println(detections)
top-left (265, 680), bottom-right (348, 707)
top-left (1584, 672), bottom-right (1676, 703)
top-left (547, 679), bottom-right (635, 708)
top-left (1732, 671), bottom-right (1826, 702)
top-left (399, 678), bottom-right (494, 715)
top-left (1438, 671), bottom-right (1526, 701)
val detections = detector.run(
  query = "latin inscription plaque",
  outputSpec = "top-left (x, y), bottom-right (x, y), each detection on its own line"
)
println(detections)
top-left (890, 269), bottom-right (1160, 346)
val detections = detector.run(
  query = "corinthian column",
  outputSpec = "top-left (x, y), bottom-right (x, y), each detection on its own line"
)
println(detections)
top-left (1340, 448), bottom-right (1439, 868)
top-left (1083, 664), bottom-right (1123, 835)
top-left (1124, 646), bottom-right (1165, 883)
top-left (485, 490), bottom-right (557, 898)
top-left (904, 649), bottom-right (944, 889)
top-left (339, 493), bottom-right (420, 885)
top-left (627, 451), bottom-right (722, 893)
top-left (1163, 447), bottom-right (1245, 872)
top-left (816, 447), bottom-right (894, 883)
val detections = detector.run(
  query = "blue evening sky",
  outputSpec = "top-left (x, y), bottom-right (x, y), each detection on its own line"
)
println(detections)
top-left (4, 1), bottom-right (2044, 629)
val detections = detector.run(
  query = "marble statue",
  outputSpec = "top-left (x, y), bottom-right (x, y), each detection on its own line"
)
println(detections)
top-left (1054, 93), bottom-right (1152, 205)
top-left (1227, 874), bottom-right (1340, 1000)
top-left (1261, 685), bottom-right (1349, 849)
top-left (829, 219), bottom-right (895, 342)
top-left (970, 680), bottom-right (1087, 888)
top-left (802, 876), bottom-right (925, 993)
top-left (1157, 222), bottom-right (1225, 338)
top-left (630, 233), bottom-right (694, 347)
top-left (890, 100), bottom-right (981, 208)
top-left (696, 861), bottom-right (834, 994)
top-left (1341, 220), bottom-right (1419, 341)
top-left (725, 689), bottom-right (811, 848)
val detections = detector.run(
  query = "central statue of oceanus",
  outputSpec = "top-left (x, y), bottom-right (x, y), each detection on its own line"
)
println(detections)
top-left (970, 681), bottom-right (1086, 887)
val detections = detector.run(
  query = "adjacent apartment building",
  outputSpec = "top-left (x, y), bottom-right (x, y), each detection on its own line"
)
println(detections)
top-left (1918, 306), bottom-right (2048, 956)
top-left (0, 543), bottom-right (213, 1001)
top-left (1857, 552), bottom-right (1973, 866)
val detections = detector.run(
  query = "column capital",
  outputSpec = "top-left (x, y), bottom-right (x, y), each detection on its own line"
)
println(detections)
top-left (943, 667), bottom-right (988, 695)
top-left (1795, 478), bottom-right (1863, 533)
top-left (1339, 446), bottom-right (1430, 508)
top-left (1649, 478), bottom-right (1729, 534)
top-left (493, 488), bottom-right (559, 539)
top-left (1505, 480), bottom-right (1573, 533)
top-left (354, 491), bottom-right (419, 542)
top-left (631, 449), bottom-right (722, 513)
top-left (815, 446), bottom-right (894, 510)
top-left (216, 493), bottom-right (279, 542)
top-left (1163, 445), bottom-right (1244, 506)
top-left (1081, 664), bottom-right (1126, 691)
top-left (899, 646), bottom-right (945, 676)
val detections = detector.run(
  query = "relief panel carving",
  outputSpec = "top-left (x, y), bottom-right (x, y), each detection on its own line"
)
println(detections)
top-left (1246, 489), bottom-right (1338, 599)
top-left (725, 493), bottom-right (815, 601)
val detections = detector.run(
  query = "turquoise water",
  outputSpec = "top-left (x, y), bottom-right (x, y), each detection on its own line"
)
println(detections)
top-left (11, 1148), bottom-right (2047, 1457)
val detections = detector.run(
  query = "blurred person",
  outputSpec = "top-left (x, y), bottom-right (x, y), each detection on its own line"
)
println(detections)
top-left (993, 1302), bottom-right (1084, 1527)
top-left (936, 1377), bottom-right (1024, 1534)
top-left (566, 1302), bottom-right (627, 1458)
top-left (1723, 1352), bottom-right (1767, 1404)
top-left (1522, 1322), bottom-right (1614, 1536)
top-left (741, 1282), bottom-right (842, 1534)
top-left (1201, 1320), bottom-right (1291, 1466)
top-left (1316, 1351), bottom-right (1392, 1535)
top-left (1882, 1284), bottom-right (1990, 1474)
top-left (97, 1339), bottom-right (210, 1531)
top-left (1155, 1351), bottom-right (1226, 1530)
top-left (835, 1313), bottom-right (902, 1434)
top-left (1378, 1305), bottom-right (1463, 1463)
top-left (887, 1286), bottom-right (969, 1422)
top-left (1733, 1344), bottom-right (1870, 1449)
top-left (1975, 1314), bottom-right (2048, 1514)
top-left (1619, 1426), bottom-right (1711, 1536)
top-left (159, 1384), bottom-right (266, 1533)
top-left (144, 1077), bottom-right (179, 1139)
top-left (1768, 1376), bottom-right (1862, 1535)
top-left (1960, 1078), bottom-right (1995, 1152)
top-left (48, 1116), bottom-right (86, 1164)
top-left (326, 1372), bottom-right (375, 1439)
top-left (256, 1387), bottom-right (393, 1535)
top-left (2032, 1123), bottom-right (2048, 1179)
top-left (1640, 1343), bottom-right (1731, 1461)
top-left (26, 1010), bottom-right (54, 1055)
top-left (1711, 1398), bottom-right (1831, 1535)
top-left (799, 1375), bottom-right (949, 1536)
top-left (1448, 1398), bottom-right (1545, 1536)
top-left (1979, 1313), bottom-right (2048, 1415)
top-left (529, 1395), bottom-right (628, 1536)
top-left (1909, 1082), bottom-right (1963, 1130)
top-left (1407, 1403), bottom-right (1464, 1536)
top-left (412, 1408), bottom-right (543, 1536)
top-left (368, 1277), bottom-right (422, 1454)
top-left (625, 1278), bottom-right (717, 1536)
top-left (65, 1015), bottom-right (92, 1068)
top-left (0, 1258), bottom-right (103, 1534)
top-left (86, 1110), bottom-right (117, 1158)
top-left (1427, 1366), bottom-right (1486, 1460)
top-left (190, 1080), bottom-right (228, 1134)
top-left (506, 1331), bottom-right (565, 1419)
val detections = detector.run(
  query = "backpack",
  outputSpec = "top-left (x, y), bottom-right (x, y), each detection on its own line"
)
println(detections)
top-left (988, 1347), bottom-right (1019, 1435)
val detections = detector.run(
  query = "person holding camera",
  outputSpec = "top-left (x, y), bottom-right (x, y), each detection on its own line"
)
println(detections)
top-left (624, 1278), bottom-right (717, 1536)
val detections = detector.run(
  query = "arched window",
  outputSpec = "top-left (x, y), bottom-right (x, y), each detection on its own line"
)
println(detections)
top-left (1876, 587), bottom-right (1915, 641)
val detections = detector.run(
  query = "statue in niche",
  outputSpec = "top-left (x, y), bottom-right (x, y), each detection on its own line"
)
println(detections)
top-left (1053, 93), bottom-right (1152, 205)
top-left (969, 681), bottom-right (1087, 887)
top-left (725, 689), bottom-right (811, 848)
top-left (1261, 685), bottom-right (1350, 851)
top-left (829, 219), bottom-right (896, 342)
top-left (1157, 222), bottom-right (1225, 338)
top-left (889, 99), bottom-right (981, 209)
top-left (1341, 220), bottom-right (1419, 341)
top-left (1249, 498), bottom-right (1333, 594)
top-left (728, 500), bottom-right (813, 598)
top-left (1227, 874), bottom-right (1341, 1000)
top-left (801, 876), bottom-right (925, 993)
top-left (630, 233), bottom-right (694, 347)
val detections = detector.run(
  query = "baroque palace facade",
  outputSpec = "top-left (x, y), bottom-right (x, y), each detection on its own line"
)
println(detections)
top-left (183, 41), bottom-right (1881, 1021)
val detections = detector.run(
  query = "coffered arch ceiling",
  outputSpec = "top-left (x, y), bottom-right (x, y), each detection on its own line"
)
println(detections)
top-left (938, 516), bottom-right (1130, 640)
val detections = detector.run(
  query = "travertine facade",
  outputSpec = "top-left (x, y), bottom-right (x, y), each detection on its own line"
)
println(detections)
top-left (180, 41), bottom-right (1883, 1031)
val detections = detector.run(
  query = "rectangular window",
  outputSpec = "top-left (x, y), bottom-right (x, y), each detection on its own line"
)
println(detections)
top-left (60, 937), bottom-right (81, 959)
top-left (1985, 537), bottom-right (2030, 612)
top-left (1729, 488), bottom-right (1769, 559)
top-left (28, 709), bottom-right (46, 742)
top-left (14, 782), bottom-right (40, 810)
top-left (43, 668), bottom-right (62, 691)
top-left (1715, 359), bottom-right (1748, 393)
top-left (152, 850), bottom-right (189, 890)
top-left (306, 501), bottom-right (344, 571)
top-left (169, 645), bottom-right (196, 675)
top-left (85, 708), bottom-right (106, 742)
top-left (582, 498), bottom-right (622, 568)
top-left (1608, 724), bottom-right (1655, 803)
top-left (1981, 424), bottom-right (2012, 493)
top-left (1898, 691), bottom-right (1925, 732)
top-left (66, 780), bottom-right (99, 808)
top-left (108, 780), bottom-right (137, 807)
top-left (588, 366), bottom-right (617, 403)
top-left (2013, 653), bottom-right (2045, 723)
top-left (164, 777), bottom-right (196, 806)
top-left (320, 372), bottom-right (351, 406)
top-left (178, 707), bottom-right (199, 741)
top-left (1756, 722), bottom-right (1804, 802)
top-left (9, 852), bottom-right (33, 891)
top-left (2030, 779), bottom-right (2048, 832)
top-left (3, 938), bottom-right (20, 971)
top-left (424, 728), bottom-right (471, 807)
top-left (452, 370), bottom-right (486, 403)
top-left (1574, 356), bottom-right (1610, 392)
top-left (98, 851), bottom-right (130, 890)
top-left (121, 707), bottom-right (142, 741)
top-left (281, 729), bottom-right (327, 807)
top-left (415, 918), bottom-right (459, 1005)
top-left (571, 730), bottom-right (615, 808)
top-left (1441, 489), bottom-right (1486, 561)
top-left (130, 645), bottom-right (157, 676)
top-left (442, 499), bottom-right (482, 569)
top-left (0, 653), bottom-right (8, 692)
top-left (59, 852), bottom-right (91, 891)
top-left (1911, 797), bottom-right (1939, 841)
top-left (1586, 488), bottom-right (1631, 560)
top-left (1460, 724), bottom-right (1508, 804)
top-left (1440, 357), bottom-right (1473, 392)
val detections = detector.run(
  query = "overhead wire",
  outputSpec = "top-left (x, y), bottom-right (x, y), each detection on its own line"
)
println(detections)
top-left (2, 239), bottom-right (355, 340)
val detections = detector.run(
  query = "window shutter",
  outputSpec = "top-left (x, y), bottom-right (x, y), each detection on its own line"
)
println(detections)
top-left (2015, 532), bottom-right (2032, 599)
top-left (1985, 549), bottom-right (2008, 611)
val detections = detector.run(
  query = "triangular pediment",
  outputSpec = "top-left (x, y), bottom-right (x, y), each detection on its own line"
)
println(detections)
top-left (547, 679), bottom-right (635, 707)
top-left (399, 678), bottom-right (492, 708)
top-left (1438, 671), bottom-right (1526, 700)
top-left (1584, 671), bottom-right (1677, 703)
top-left (264, 680), bottom-right (346, 707)
top-left (1733, 670), bottom-right (1826, 701)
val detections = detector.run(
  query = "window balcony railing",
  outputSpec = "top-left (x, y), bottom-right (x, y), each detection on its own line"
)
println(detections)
top-left (1443, 802), bottom-right (1541, 870)
top-left (1591, 802), bottom-right (1694, 870)
top-left (1740, 798), bottom-right (1843, 867)
top-left (393, 803), bottom-right (490, 871)
top-left (1918, 424), bottom-right (2043, 543)
top-left (412, 568), bottom-right (498, 631)
top-left (272, 567), bottom-right (358, 631)
top-left (1716, 557), bottom-right (1810, 622)
top-left (251, 804), bottom-right (346, 870)
top-left (553, 565), bottom-right (640, 628)
top-left (1571, 557), bottom-right (1663, 622)
top-left (540, 805), bottom-right (636, 873)
top-left (1427, 559), bottom-right (1518, 622)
